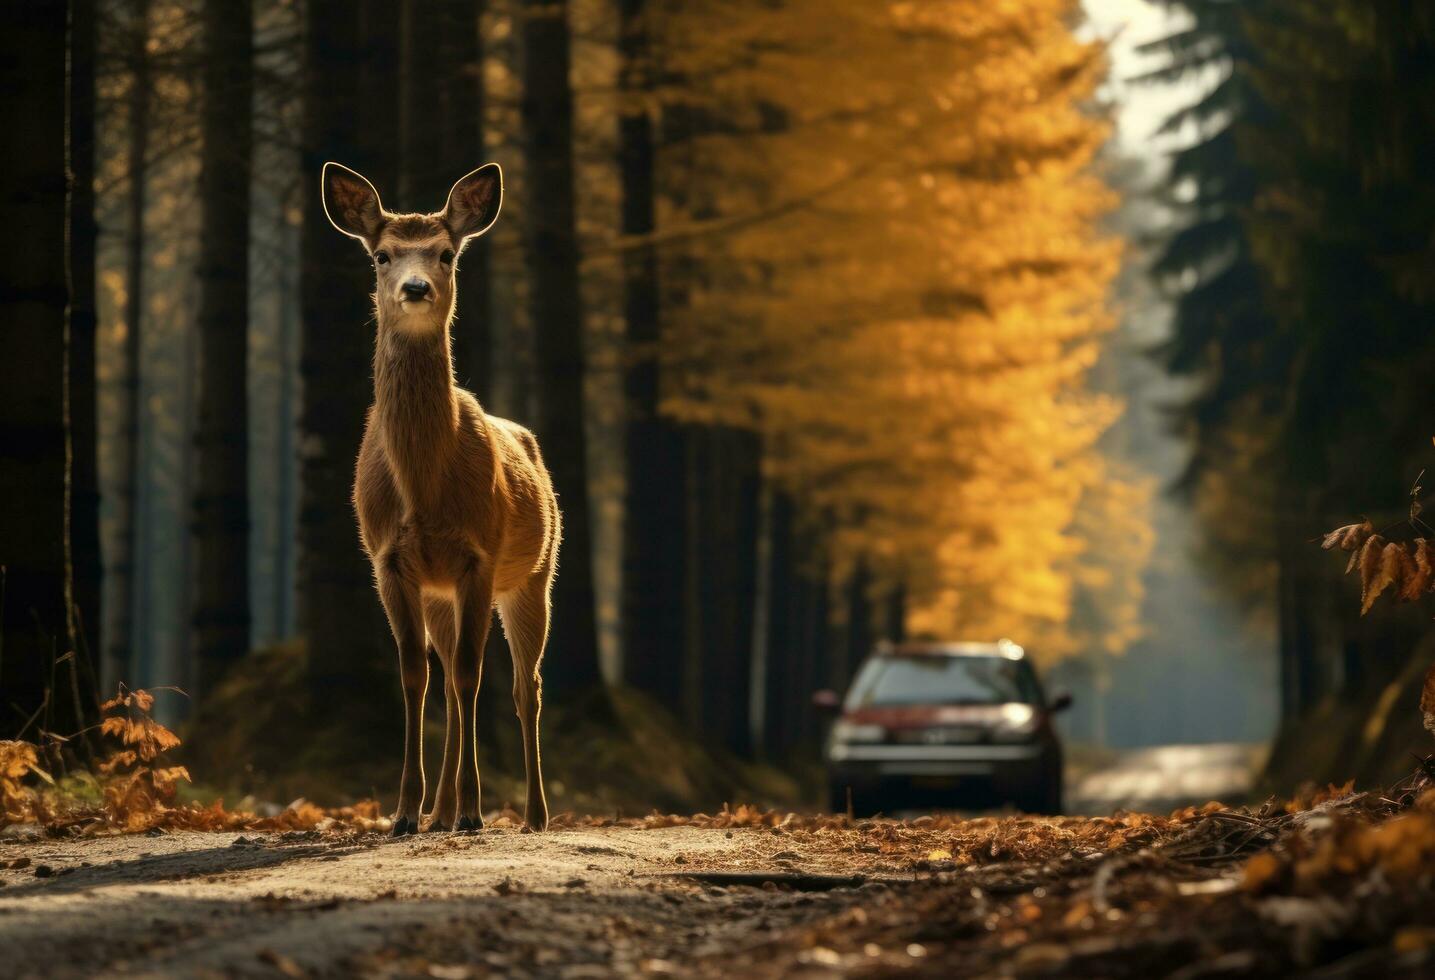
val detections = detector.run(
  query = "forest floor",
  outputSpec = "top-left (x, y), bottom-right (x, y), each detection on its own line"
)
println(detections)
top-left (4, 777), bottom-right (1435, 979)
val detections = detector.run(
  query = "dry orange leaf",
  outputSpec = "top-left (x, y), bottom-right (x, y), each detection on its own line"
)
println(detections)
top-left (1322, 519), bottom-right (1374, 552)
top-left (1363, 541), bottom-right (1412, 614)
top-left (1357, 536), bottom-right (1391, 612)
top-left (1242, 852), bottom-right (1283, 893)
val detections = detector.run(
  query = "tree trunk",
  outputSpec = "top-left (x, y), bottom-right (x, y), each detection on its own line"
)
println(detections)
top-left (685, 427), bottom-right (759, 753)
top-left (883, 583), bottom-right (905, 643)
top-left (0, 1), bottom-right (74, 737)
top-left (67, 0), bottom-right (102, 714)
top-left (839, 563), bottom-right (872, 691)
top-left (62, 0), bottom-right (101, 734)
top-left (299, 0), bottom-right (401, 734)
top-left (400, 0), bottom-right (492, 396)
top-left (517, 0), bottom-right (603, 695)
top-left (760, 492), bottom-right (796, 757)
top-left (616, 0), bottom-right (687, 705)
top-left (272, 217), bottom-right (298, 640)
top-left (105, 0), bottom-right (151, 696)
top-left (747, 478), bottom-right (774, 754)
top-left (192, 0), bottom-right (253, 698)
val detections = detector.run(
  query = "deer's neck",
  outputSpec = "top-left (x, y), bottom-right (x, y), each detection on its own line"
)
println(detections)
top-left (373, 320), bottom-right (460, 495)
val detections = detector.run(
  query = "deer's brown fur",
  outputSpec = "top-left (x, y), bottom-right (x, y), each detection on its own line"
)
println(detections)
top-left (322, 162), bottom-right (554, 834)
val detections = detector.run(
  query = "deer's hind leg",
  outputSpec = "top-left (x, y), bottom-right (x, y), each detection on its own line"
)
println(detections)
top-left (422, 595), bottom-right (460, 831)
top-left (496, 570), bottom-right (552, 831)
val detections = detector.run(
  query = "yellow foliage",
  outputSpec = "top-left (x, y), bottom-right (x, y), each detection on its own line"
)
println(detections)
top-left (654, 0), bottom-right (1134, 661)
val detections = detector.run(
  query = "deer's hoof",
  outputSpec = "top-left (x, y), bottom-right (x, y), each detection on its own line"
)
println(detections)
top-left (454, 814), bottom-right (482, 833)
top-left (390, 815), bottom-right (418, 836)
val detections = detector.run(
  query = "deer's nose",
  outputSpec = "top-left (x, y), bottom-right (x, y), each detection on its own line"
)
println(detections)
top-left (401, 279), bottom-right (431, 300)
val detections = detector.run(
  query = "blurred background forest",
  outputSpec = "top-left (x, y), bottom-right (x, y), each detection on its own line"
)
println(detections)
top-left (3, 0), bottom-right (1434, 811)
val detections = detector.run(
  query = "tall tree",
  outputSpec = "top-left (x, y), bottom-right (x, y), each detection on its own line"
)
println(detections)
top-left (191, 0), bottom-right (254, 696)
top-left (0, 1), bottom-right (81, 737)
top-left (687, 427), bottom-right (760, 753)
top-left (660, 0), bottom-right (1125, 669)
top-left (400, 0), bottom-right (492, 394)
top-left (68, 0), bottom-right (102, 708)
top-left (298, 0), bottom-right (400, 734)
top-left (1146, 0), bottom-right (1435, 719)
top-left (517, 0), bottom-right (603, 694)
top-left (105, 0), bottom-right (152, 694)
top-left (616, 0), bottom-right (686, 701)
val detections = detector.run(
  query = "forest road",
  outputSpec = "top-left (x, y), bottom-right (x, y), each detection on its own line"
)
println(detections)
top-left (1069, 742), bottom-right (1267, 815)
top-left (0, 820), bottom-right (974, 978)
top-left (3, 798), bottom-right (1430, 979)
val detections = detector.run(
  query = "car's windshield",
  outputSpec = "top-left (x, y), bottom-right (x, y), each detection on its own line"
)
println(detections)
top-left (846, 655), bottom-right (1041, 708)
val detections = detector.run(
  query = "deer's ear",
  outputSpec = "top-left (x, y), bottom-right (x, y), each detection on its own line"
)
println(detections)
top-left (322, 162), bottom-right (385, 244)
top-left (442, 163), bottom-right (502, 241)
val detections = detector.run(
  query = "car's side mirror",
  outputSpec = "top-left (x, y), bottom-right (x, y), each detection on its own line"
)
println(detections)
top-left (811, 689), bottom-right (841, 713)
top-left (1047, 691), bottom-right (1073, 713)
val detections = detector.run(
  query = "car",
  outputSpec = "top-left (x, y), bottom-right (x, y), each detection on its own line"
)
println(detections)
top-left (815, 639), bottom-right (1071, 815)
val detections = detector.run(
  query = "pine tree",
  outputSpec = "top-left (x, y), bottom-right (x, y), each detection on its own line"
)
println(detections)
top-left (518, 0), bottom-right (605, 695)
top-left (191, 0), bottom-right (253, 696)
top-left (298, 0), bottom-right (400, 736)
top-left (1146, 0), bottom-right (1435, 715)
top-left (1, 1), bottom-right (84, 737)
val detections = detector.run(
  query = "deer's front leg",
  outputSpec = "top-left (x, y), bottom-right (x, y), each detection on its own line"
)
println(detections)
top-left (452, 558), bottom-right (494, 830)
top-left (377, 554), bottom-right (427, 836)
top-left (422, 597), bottom-right (461, 830)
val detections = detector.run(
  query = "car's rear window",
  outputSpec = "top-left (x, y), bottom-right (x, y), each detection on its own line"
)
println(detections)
top-left (846, 655), bottom-right (1040, 708)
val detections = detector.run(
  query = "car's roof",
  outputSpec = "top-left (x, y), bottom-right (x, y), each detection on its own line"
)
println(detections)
top-left (876, 639), bottom-right (1026, 661)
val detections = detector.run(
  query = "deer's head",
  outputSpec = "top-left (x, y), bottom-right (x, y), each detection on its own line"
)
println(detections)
top-left (322, 162), bottom-right (502, 334)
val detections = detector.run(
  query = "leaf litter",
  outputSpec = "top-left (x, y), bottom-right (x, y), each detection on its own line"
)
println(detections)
top-left (5, 691), bottom-right (1435, 975)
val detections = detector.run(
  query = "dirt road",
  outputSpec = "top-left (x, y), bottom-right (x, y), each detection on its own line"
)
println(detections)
top-left (4, 820), bottom-right (887, 978)
top-left (1, 798), bottom-right (1431, 978)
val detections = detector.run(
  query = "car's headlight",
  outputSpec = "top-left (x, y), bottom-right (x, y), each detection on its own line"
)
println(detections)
top-left (831, 721), bottom-right (886, 744)
top-left (990, 703), bottom-right (1038, 742)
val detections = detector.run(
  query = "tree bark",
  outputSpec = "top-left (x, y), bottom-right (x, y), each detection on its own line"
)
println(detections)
top-left (747, 478), bottom-right (774, 754)
top-left (680, 427), bottom-right (759, 751)
top-left (760, 492), bottom-right (795, 757)
top-left (0, 1), bottom-right (74, 737)
top-left (192, 0), bottom-right (254, 698)
top-left (401, 0), bottom-right (492, 396)
top-left (299, 0), bottom-right (401, 733)
top-left (517, 0), bottom-right (603, 695)
top-left (105, 0), bottom-right (151, 696)
top-left (838, 563), bottom-right (872, 692)
top-left (67, 0), bottom-right (102, 716)
top-left (616, 0), bottom-right (687, 705)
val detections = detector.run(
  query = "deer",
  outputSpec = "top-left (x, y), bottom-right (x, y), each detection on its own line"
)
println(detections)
top-left (321, 161), bottom-right (556, 834)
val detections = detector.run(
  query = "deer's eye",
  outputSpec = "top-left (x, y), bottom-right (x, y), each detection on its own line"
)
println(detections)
top-left (375, 250), bottom-right (390, 265)
top-left (440, 249), bottom-right (455, 265)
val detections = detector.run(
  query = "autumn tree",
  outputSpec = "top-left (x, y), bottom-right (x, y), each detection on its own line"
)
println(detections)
top-left (656, 0), bottom-right (1130, 669)
top-left (617, 0), bottom-right (690, 708)
top-left (518, 0), bottom-right (604, 695)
